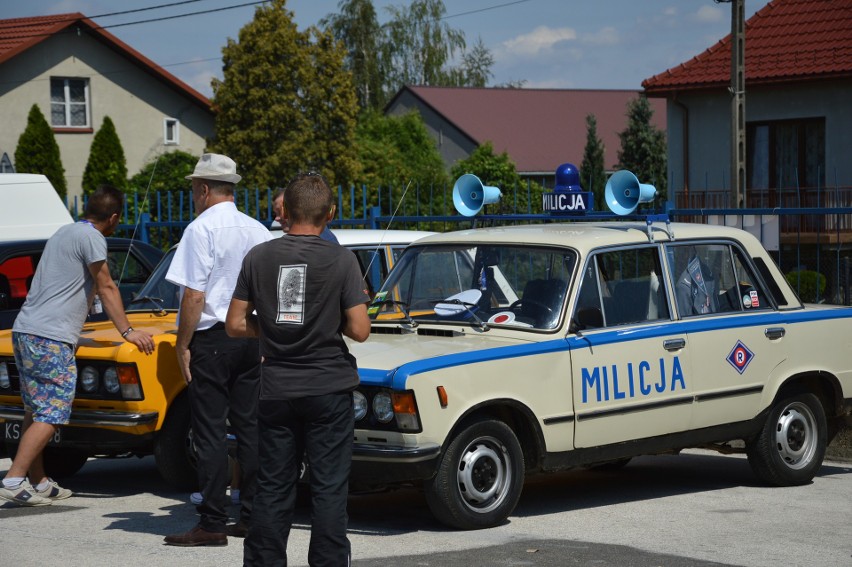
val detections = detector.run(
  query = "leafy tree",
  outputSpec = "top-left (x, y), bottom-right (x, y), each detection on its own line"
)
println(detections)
top-left (14, 104), bottom-right (67, 199)
top-left (445, 38), bottom-right (494, 88)
top-left (82, 116), bottom-right (127, 195)
top-left (384, 0), bottom-right (466, 88)
top-left (352, 110), bottom-right (448, 222)
top-left (616, 96), bottom-right (667, 200)
top-left (210, 0), bottom-right (359, 190)
top-left (450, 142), bottom-right (532, 215)
top-left (128, 150), bottom-right (198, 194)
top-left (580, 114), bottom-right (607, 211)
top-left (320, 0), bottom-right (386, 111)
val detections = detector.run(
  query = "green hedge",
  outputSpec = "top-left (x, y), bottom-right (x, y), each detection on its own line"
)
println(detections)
top-left (785, 270), bottom-right (826, 302)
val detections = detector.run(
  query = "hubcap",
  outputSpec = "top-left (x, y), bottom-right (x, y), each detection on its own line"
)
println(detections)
top-left (456, 436), bottom-right (511, 513)
top-left (773, 402), bottom-right (817, 470)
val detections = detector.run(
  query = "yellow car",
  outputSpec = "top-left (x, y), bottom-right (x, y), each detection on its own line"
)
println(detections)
top-left (0, 229), bottom-right (433, 487)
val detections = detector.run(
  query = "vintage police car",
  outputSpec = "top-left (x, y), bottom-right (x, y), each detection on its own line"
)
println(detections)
top-left (350, 219), bottom-right (852, 529)
top-left (0, 229), bottom-right (432, 485)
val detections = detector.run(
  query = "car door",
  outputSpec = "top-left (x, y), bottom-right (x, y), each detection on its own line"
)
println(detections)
top-left (570, 245), bottom-right (694, 447)
top-left (665, 241), bottom-right (785, 429)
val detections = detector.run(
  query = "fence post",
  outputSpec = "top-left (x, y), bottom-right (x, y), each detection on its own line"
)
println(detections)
top-left (368, 206), bottom-right (381, 230)
top-left (138, 212), bottom-right (150, 244)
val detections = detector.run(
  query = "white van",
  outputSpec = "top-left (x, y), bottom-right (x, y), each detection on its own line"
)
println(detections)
top-left (0, 174), bottom-right (73, 242)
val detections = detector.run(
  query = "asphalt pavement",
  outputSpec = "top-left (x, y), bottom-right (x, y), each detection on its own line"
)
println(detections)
top-left (1, 450), bottom-right (851, 567)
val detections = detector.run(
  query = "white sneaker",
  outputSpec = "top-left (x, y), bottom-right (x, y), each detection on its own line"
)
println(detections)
top-left (0, 479), bottom-right (53, 507)
top-left (35, 478), bottom-right (73, 501)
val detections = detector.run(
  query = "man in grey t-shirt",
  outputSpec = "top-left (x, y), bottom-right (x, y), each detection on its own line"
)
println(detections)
top-left (0, 186), bottom-right (154, 508)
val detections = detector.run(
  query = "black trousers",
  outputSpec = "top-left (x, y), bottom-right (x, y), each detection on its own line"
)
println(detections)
top-left (188, 326), bottom-right (260, 532)
top-left (244, 392), bottom-right (353, 567)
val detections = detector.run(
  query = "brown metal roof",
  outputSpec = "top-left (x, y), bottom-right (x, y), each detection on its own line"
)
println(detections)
top-left (0, 13), bottom-right (211, 111)
top-left (643, 0), bottom-right (852, 93)
top-left (394, 86), bottom-right (666, 174)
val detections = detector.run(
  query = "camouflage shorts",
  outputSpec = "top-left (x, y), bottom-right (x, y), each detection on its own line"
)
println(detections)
top-left (12, 332), bottom-right (77, 425)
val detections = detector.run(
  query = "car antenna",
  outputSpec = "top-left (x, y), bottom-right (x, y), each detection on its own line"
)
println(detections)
top-left (360, 179), bottom-right (414, 287)
top-left (114, 154), bottom-right (162, 288)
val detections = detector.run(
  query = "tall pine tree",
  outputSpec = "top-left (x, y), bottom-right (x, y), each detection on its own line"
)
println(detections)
top-left (14, 104), bottom-right (67, 199)
top-left (580, 114), bottom-right (607, 211)
top-left (82, 116), bottom-right (128, 195)
top-left (616, 96), bottom-right (667, 199)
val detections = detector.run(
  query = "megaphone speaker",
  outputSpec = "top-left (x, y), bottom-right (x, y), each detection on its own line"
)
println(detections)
top-left (453, 174), bottom-right (502, 217)
top-left (604, 170), bottom-right (658, 216)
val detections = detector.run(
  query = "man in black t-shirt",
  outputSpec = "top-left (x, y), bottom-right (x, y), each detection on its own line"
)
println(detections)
top-left (227, 172), bottom-right (370, 566)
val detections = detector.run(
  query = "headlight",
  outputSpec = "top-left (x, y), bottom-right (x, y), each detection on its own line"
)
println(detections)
top-left (0, 361), bottom-right (9, 389)
top-left (353, 391), bottom-right (367, 421)
top-left (103, 367), bottom-right (120, 394)
top-left (372, 391), bottom-right (394, 423)
top-left (80, 366), bottom-right (99, 392)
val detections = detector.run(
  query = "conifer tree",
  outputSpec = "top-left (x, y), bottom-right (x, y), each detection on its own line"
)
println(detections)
top-left (616, 96), bottom-right (667, 199)
top-left (580, 114), bottom-right (607, 211)
top-left (14, 104), bottom-right (67, 199)
top-left (82, 116), bottom-right (128, 195)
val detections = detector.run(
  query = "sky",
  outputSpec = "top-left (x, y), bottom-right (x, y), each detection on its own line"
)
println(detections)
top-left (6, 0), bottom-right (768, 98)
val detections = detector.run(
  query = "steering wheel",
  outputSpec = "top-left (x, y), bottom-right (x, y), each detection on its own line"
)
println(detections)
top-left (509, 298), bottom-right (553, 314)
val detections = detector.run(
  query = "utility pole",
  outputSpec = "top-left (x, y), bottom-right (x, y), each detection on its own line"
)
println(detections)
top-left (728, 0), bottom-right (747, 208)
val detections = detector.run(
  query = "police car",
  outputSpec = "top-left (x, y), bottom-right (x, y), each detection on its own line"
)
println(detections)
top-left (347, 169), bottom-right (852, 530)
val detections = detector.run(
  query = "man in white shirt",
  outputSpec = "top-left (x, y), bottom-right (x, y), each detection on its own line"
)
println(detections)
top-left (163, 154), bottom-right (272, 547)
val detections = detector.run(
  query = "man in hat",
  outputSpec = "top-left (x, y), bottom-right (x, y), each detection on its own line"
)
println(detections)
top-left (164, 153), bottom-right (272, 547)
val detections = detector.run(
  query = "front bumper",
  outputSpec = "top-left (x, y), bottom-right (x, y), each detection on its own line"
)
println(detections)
top-left (350, 442), bottom-right (441, 485)
top-left (1, 405), bottom-right (159, 453)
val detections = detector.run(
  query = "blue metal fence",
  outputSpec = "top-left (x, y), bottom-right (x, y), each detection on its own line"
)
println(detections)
top-left (67, 183), bottom-right (852, 306)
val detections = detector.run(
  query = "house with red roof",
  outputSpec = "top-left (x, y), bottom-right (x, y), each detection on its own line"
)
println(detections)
top-left (385, 85), bottom-right (666, 184)
top-left (643, 0), bottom-right (852, 206)
top-left (0, 13), bottom-right (213, 200)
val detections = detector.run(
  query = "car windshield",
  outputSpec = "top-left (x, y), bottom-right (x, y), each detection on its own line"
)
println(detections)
top-left (127, 248), bottom-right (179, 312)
top-left (368, 244), bottom-right (576, 331)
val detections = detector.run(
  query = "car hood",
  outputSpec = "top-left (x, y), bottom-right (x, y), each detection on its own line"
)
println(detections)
top-left (73, 313), bottom-right (176, 359)
top-left (350, 326), bottom-right (560, 389)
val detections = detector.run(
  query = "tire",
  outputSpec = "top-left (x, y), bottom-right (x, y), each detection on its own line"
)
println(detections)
top-left (424, 418), bottom-right (524, 530)
top-left (154, 394), bottom-right (198, 490)
top-left (5, 444), bottom-right (88, 479)
top-left (746, 392), bottom-right (827, 486)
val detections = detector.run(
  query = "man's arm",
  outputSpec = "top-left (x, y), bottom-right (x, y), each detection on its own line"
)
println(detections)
top-left (342, 303), bottom-right (370, 342)
top-left (226, 298), bottom-right (259, 338)
top-left (175, 287), bottom-right (204, 384)
top-left (88, 260), bottom-right (154, 354)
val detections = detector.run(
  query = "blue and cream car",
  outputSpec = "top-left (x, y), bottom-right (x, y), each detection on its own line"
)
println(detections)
top-left (350, 220), bottom-right (852, 529)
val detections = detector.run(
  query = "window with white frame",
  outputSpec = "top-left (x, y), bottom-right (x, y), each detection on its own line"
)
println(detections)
top-left (164, 118), bottom-right (180, 145)
top-left (50, 78), bottom-right (90, 128)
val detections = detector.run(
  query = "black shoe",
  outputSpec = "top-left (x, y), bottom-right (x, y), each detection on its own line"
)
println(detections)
top-left (226, 521), bottom-right (249, 538)
top-left (164, 525), bottom-right (228, 547)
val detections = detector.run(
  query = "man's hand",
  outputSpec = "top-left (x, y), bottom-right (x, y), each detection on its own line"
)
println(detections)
top-left (89, 260), bottom-right (155, 355)
top-left (176, 345), bottom-right (192, 384)
top-left (125, 329), bottom-right (155, 354)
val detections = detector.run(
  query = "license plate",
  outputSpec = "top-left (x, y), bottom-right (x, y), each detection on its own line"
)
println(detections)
top-left (3, 421), bottom-right (62, 445)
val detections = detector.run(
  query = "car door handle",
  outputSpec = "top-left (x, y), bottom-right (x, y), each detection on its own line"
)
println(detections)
top-left (765, 327), bottom-right (785, 340)
top-left (663, 338), bottom-right (686, 351)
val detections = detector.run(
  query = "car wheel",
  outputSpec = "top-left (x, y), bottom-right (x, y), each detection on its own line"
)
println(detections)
top-left (154, 393), bottom-right (198, 491)
top-left (746, 391), bottom-right (827, 486)
top-left (424, 418), bottom-right (524, 530)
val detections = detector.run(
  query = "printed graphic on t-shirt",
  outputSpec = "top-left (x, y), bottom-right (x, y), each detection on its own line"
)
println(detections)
top-left (277, 264), bottom-right (306, 324)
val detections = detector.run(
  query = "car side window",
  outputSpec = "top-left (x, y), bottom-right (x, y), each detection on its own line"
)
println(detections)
top-left (667, 243), bottom-right (770, 317)
top-left (0, 253), bottom-right (40, 310)
top-left (574, 247), bottom-right (669, 329)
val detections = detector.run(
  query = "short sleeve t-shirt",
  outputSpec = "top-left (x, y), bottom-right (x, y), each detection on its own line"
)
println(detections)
top-left (233, 234), bottom-right (369, 400)
top-left (13, 221), bottom-right (107, 345)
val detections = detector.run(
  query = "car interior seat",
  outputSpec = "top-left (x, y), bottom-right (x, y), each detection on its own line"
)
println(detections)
top-left (521, 278), bottom-right (566, 327)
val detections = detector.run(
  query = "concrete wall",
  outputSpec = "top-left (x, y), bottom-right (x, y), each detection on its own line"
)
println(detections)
top-left (664, 79), bottom-right (852, 193)
top-left (0, 32), bottom-right (214, 200)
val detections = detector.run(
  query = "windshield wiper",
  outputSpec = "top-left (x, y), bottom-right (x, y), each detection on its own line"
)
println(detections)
top-left (371, 300), bottom-right (417, 328)
top-left (128, 295), bottom-right (167, 316)
top-left (436, 299), bottom-right (490, 332)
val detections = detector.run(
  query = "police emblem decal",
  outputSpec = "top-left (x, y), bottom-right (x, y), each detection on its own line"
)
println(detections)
top-left (726, 340), bottom-right (754, 374)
